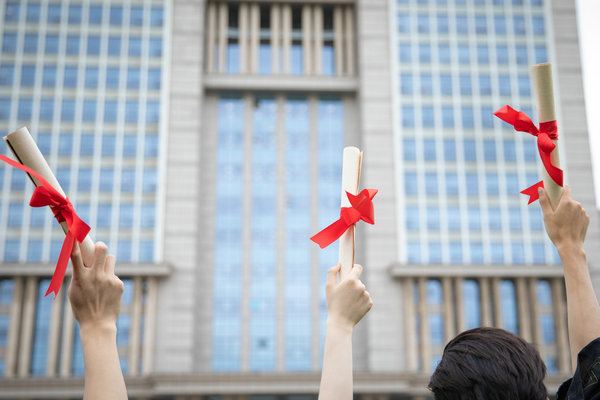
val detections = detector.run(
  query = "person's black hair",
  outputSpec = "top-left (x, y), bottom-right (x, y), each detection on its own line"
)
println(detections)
top-left (428, 327), bottom-right (548, 400)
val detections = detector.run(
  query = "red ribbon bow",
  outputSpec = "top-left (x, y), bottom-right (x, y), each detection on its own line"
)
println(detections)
top-left (494, 105), bottom-right (563, 204)
top-left (311, 189), bottom-right (378, 249)
top-left (0, 154), bottom-right (90, 297)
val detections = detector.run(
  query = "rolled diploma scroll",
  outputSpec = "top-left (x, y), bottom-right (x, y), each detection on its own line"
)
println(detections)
top-left (338, 146), bottom-right (362, 280)
top-left (530, 63), bottom-right (562, 209)
top-left (4, 127), bottom-right (95, 267)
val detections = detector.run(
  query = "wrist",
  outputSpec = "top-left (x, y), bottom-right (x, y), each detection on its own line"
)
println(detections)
top-left (326, 316), bottom-right (354, 335)
top-left (79, 319), bottom-right (118, 339)
top-left (556, 242), bottom-right (586, 259)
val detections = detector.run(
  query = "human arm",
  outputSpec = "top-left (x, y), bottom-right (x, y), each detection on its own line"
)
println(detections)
top-left (318, 263), bottom-right (373, 400)
top-left (539, 186), bottom-right (600, 371)
top-left (68, 242), bottom-right (127, 400)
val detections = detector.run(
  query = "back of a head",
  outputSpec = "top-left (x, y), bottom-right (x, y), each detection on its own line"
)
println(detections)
top-left (428, 327), bottom-right (547, 400)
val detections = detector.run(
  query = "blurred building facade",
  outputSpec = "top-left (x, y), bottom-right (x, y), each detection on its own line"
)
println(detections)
top-left (0, 0), bottom-right (598, 399)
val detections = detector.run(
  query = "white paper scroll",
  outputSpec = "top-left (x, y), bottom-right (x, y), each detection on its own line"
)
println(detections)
top-left (4, 127), bottom-right (95, 266)
top-left (530, 62), bottom-right (563, 208)
top-left (338, 146), bottom-right (362, 280)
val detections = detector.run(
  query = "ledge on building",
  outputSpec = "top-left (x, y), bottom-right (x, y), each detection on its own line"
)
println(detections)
top-left (388, 263), bottom-right (565, 278)
top-left (204, 74), bottom-right (359, 93)
top-left (0, 262), bottom-right (172, 277)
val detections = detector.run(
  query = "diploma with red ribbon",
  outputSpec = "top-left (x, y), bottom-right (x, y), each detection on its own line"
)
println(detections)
top-left (494, 63), bottom-right (563, 207)
top-left (310, 146), bottom-right (377, 280)
top-left (3, 127), bottom-right (95, 297)
top-left (311, 189), bottom-right (378, 249)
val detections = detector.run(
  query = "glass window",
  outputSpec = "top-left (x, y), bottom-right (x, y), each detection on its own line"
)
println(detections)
top-left (18, 98), bottom-right (33, 120)
top-left (397, 14), bottom-right (410, 33)
top-left (0, 65), bottom-right (14, 86)
top-left (464, 139), bottom-right (477, 162)
top-left (24, 33), bottom-right (38, 53)
top-left (406, 206), bottom-right (419, 231)
top-left (408, 242), bottom-right (421, 263)
top-left (119, 204), bottom-right (134, 228)
top-left (68, 4), bottom-right (82, 23)
top-left (477, 45), bottom-right (489, 64)
top-left (422, 106), bottom-right (434, 127)
top-left (130, 6), bottom-right (143, 26)
top-left (423, 139), bottom-right (436, 161)
top-left (535, 45), bottom-right (547, 63)
top-left (147, 101), bottom-right (160, 124)
top-left (440, 74), bottom-right (452, 95)
top-left (149, 38), bottom-right (162, 57)
top-left (503, 139), bottom-right (516, 161)
top-left (125, 100), bottom-right (138, 123)
top-left (61, 99), bottom-right (75, 121)
top-left (471, 242), bottom-right (483, 263)
top-left (127, 67), bottom-right (140, 89)
top-left (143, 168), bottom-right (157, 193)
top-left (129, 37), bottom-right (142, 57)
top-left (59, 133), bottom-right (73, 156)
top-left (425, 172), bottom-right (438, 196)
top-left (512, 242), bottom-right (525, 264)
top-left (458, 44), bottom-right (470, 64)
top-left (518, 75), bottom-right (531, 96)
top-left (401, 73), bottom-right (413, 95)
top-left (97, 203), bottom-right (112, 227)
top-left (106, 67), bottom-right (119, 89)
top-left (47, 4), bottom-right (61, 23)
top-left (108, 36), bottom-right (121, 56)
top-left (80, 134), bottom-right (95, 156)
top-left (123, 136), bottom-right (137, 157)
top-left (466, 172), bottom-right (479, 196)
top-left (445, 172), bottom-right (458, 196)
top-left (102, 135), bottom-right (116, 157)
top-left (498, 75), bottom-right (511, 96)
top-left (437, 15), bottom-right (449, 33)
top-left (447, 206), bottom-right (461, 231)
top-left (2, 33), bottom-right (17, 53)
top-left (497, 45), bottom-right (509, 64)
top-left (532, 242), bottom-right (545, 264)
top-left (491, 242), bottom-right (504, 264)
top-left (64, 66), bottom-right (78, 87)
top-left (524, 143), bottom-right (537, 161)
top-left (429, 243), bottom-right (442, 264)
top-left (456, 14), bottom-right (468, 34)
top-left (27, 3), bottom-right (41, 22)
top-left (141, 203), bottom-right (155, 228)
top-left (509, 207), bottom-right (522, 230)
top-left (5, 2), bottom-right (20, 22)
top-left (417, 14), bottom-right (429, 33)
top-left (515, 45), bottom-right (528, 65)
top-left (459, 75), bottom-right (471, 95)
top-left (475, 15), bottom-right (487, 34)
top-left (121, 168), bottom-right (135, 191)
top-left (399, 44), bottom-right (411, 62)
top-left (82, 99), bottom-right (96, 122)
top-left (481, 106), bottom-right (494, 128)
top-left (99, 167), bottom-right (113, 191)
top-left (494, 15), bottom-right (506, 34)
top-left (513, 15), bottom-right (526, 35)
top-left (442, 106), bottom-right (454, 128)
top-left (110, 6), bottom-right (123, 25)
top-left (421, 74), bottom-right (433, 95)
top-left (8, 203), bottom-right (24, 226)
top-left (462, 106), bottom-right (474, 128)
top-left (479, 74), bottom-right (491, 96)
top-left (419, 44), bottom-right (431, 63)
top-left (42, 66), bottom-right (56, 87)
top-left (483, 140), bottom-right (496, 161)
top-left (427, 206), bottom-right (440, 229)
top-left (505, 173), bottom-right (519, 194)
top-left (529, 207), bottom-right (543, 232)
top-left (403, 105), bottom-right (414, 127)
top-left (463, 280), bottom-right (481, 328)
top-left (21, 65), bottom-right (36, 87)
top-left (39, 98), bottom-right (54, 121)
top-left (151, 7), bottom-right (163, 26)
top-left (66, 35), bottom-right (80, 55)
top-left (486, 172), bottom-right (499, 196)
top-left (104, 100), bottom-right (118, 122)
top-left (145, 134), bottom-right (159, 157)
top-left (438, 43), bottom-right (450, 64)
top-left (488, 207), bottom-right (502, 230)
top-left (405, 172), bottom-right (418, 195)
top-left (89, 5), bottom-right (102, 24)
top-left (403, 138), bottom-right (416, 161)
top-left (444, 139), bottom-right (456, 161)
top-left (85, 67), bottom-right (99, 88)
top-left (87, 36), bottom-right (100, 55)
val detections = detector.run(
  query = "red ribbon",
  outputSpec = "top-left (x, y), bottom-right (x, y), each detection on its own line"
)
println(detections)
top-left (494, 105), bottom-right (563, 204)
top-left (311, 189), bottom-right (377, 249)
top-left (0, 154), bottom-right (90, 297)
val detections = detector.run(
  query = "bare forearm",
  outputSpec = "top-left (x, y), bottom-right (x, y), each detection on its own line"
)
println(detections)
top-left (80, 324), bottom-right (128, 400)
top-left (318, 321), bottom-right (353, 400)
top-left (559, 244), bottom-right (600, 371)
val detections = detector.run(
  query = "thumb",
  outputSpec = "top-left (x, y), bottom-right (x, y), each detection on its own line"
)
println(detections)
top-left (70, 242), bottom-right (85, 281)
top-left (327, 263), bottom-right (341, 287)
top-left (538, 186), bottom-right (552, 216)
